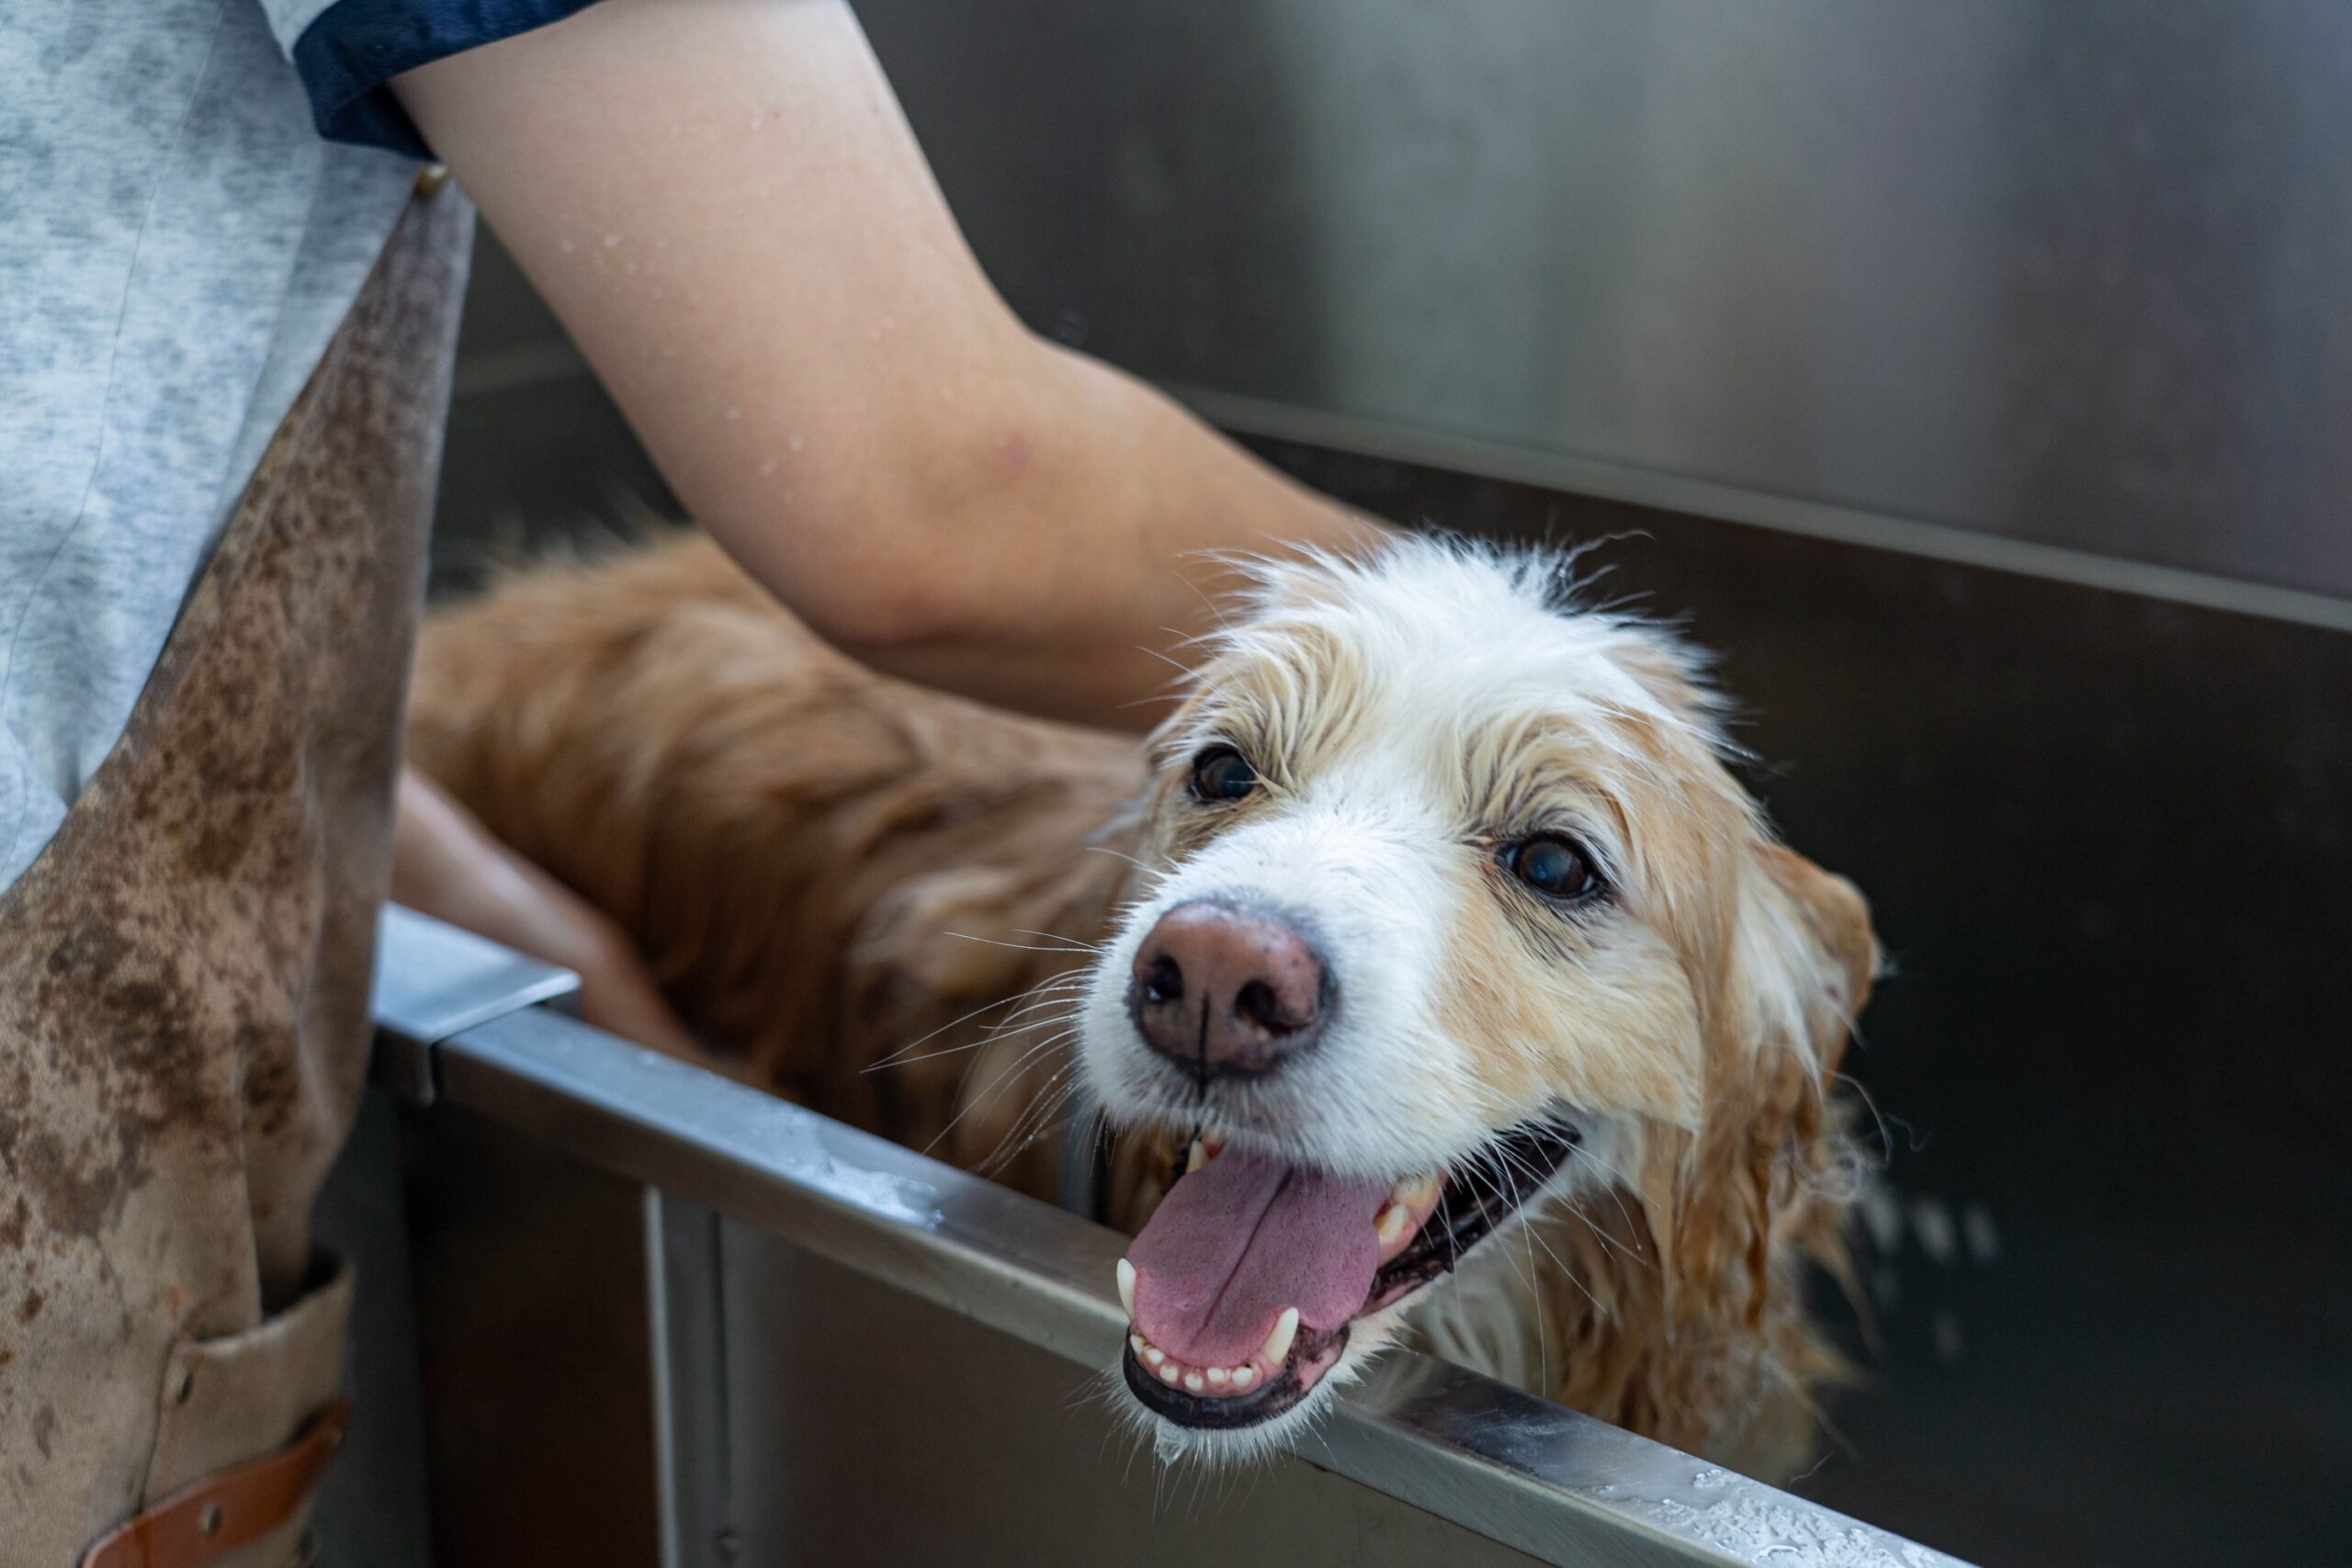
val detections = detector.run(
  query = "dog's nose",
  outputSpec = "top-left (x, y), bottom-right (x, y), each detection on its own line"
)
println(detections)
top-left (1129, 901), bottom-right (1329, 1081)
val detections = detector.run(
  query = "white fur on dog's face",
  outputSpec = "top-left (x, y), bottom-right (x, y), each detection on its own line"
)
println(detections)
top-left (1082, 539), bottom-right (1751, 1167)
top-left (1078, 538), bottom-right (1797, 1450)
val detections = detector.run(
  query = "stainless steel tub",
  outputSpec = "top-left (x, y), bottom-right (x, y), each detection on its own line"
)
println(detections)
top-left (319, 908), bottom-right (1963, 1567)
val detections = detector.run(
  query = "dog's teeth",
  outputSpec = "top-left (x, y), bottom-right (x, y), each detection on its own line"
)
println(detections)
top-left (1115, 1258), bottom-right (1137, 1320)
top-left (1206, 1367), bottom-right (1228, 1388)
top-left (1375, 1202), bottom-right (1413, 1244)
top-left (1158, 1360), bottom-right (1182, 1385)
top-left (1261, 1306), bottom-right (1299, 1365)
top-left (1130, 1335), bottom-right (1148, 1357)
top-left (1231, 1365), bottom-right (1257, 1390)
top-left (1183, 1371), bottom-right (1204, 1393)
top-left (1392, 1171), bottom-right (1441, 1207)
top-left (1185, 1140), bottom-right (1206, 1174)
top-left (1142, 1346), bottom-right (1165, 1368)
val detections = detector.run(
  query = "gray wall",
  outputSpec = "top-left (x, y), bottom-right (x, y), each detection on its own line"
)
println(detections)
top-left (866, 0), bottom-right (2352, 605)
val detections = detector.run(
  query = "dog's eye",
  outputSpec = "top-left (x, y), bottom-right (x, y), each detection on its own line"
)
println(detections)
top-left (1188, 745), bottom-right (1258, 803)
top-left (1507, 834), bottom-right (1600, 900)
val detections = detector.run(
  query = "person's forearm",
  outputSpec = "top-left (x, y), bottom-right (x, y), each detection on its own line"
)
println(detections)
top-left (394, 0), bottom-right (1388, 730)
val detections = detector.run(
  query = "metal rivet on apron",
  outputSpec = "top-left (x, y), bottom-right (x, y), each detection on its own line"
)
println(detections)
top-left (173, 1367), bottom-right (196, 1404)
top-left (414, 163), bottom-right (453, 198)
top-left (198, 1502), bottom-right (224, 1539)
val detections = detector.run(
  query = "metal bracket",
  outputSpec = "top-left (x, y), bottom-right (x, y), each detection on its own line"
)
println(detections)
top-left (368, 903), bottom-right (582, 1106)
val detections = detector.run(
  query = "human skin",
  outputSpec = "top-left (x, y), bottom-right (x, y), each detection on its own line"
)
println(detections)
top-left (390, 769), bottom-right (702, 1053)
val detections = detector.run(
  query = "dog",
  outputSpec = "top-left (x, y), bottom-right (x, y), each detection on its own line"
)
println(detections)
top-left (406, 528), bottom-right (1877, 1478)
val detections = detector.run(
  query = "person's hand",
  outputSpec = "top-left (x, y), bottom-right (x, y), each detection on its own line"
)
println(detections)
top-left (393, 0), bottom-right (1388, 730)
top-left (390, 767), bottom-right (702, 1057)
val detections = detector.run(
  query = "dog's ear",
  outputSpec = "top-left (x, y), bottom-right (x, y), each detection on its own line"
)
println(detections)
top-left (1737, 842), bottom-right (1876, 1079)
top-left (1640, 841), bottom-right (1875, 1366)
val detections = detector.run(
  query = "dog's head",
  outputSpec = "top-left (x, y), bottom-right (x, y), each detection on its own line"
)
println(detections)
top-left (1079, 536), bottom-right (1873, 1457)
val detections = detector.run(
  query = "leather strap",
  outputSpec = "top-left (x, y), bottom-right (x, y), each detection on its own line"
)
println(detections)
top-left (80, 1400), bottom-right (351, 1568)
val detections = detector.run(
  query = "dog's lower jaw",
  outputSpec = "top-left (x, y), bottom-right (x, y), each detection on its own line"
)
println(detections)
top-left (1121, 1303), bottom-right (1415, 1468)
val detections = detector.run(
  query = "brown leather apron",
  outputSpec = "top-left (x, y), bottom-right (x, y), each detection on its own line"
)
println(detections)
top-left (0, 183), bottom-right (471, 1568)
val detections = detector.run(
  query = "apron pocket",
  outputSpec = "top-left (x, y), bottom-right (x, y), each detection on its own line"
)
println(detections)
top-left (137, 1251), bottom-right (356, 1565)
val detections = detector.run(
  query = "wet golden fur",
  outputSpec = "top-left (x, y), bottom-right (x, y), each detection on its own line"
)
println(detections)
top-left (405, 530), bottom-right (1875, 1478)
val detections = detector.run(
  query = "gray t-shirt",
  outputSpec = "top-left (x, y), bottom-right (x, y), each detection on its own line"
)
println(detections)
top-left (0, 0), bottom-right (596, 894)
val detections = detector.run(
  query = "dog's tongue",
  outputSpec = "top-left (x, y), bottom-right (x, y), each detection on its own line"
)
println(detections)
top-left (1125, 1146), bottom-right (1387, 1367)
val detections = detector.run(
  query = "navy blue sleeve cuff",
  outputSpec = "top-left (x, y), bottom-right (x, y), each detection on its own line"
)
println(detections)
top-left (291, 0), bottom-right (607, 157)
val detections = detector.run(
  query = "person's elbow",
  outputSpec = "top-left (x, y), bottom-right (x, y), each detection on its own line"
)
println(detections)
top-left (786, 528), bottom-right (982, 660)
top-left (756, 398), bottom-right (1071, 660)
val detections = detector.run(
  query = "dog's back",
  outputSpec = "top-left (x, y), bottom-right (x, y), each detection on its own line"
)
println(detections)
top-left (408, 531), bottom-right (1143, 1197)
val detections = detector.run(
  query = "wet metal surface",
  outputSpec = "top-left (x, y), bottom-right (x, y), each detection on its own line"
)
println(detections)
top-left (865, 0), bottom-right (2352, 602)
top-left (396, 1100), bottom-right (662, 1567)
top-left (369, 904), bottom-right (581, 1104)
top-left (431, 1007), bottom-right (1962, 1566)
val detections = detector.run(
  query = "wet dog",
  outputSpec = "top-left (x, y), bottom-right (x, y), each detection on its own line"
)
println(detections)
top-left (407, 530), bottom-right (1876, 1477)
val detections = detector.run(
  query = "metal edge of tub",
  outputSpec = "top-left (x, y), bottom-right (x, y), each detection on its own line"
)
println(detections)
top-left (370, 906), bottom-right (1966, 1568)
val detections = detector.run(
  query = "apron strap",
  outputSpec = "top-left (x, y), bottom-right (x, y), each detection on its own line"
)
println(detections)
top-left (79, 1400), bottom-right (351, 1568)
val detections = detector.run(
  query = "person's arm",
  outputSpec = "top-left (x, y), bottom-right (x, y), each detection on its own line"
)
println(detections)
top-left (391, 768), bottom-right (703, 1056)
top-left (394, 0), bottom-right (1386, 729)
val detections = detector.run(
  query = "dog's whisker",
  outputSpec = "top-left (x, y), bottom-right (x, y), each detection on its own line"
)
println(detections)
top-left (966, 1093), bottom-right (1078, 1178)
top-left (1494, 1134), bottom-right (1648, 1277)
top-left (1521, 1200), bottom-right (1555, 1394)
top-left (941, 930), bottom-right (1102, 956)
top-left (1081, 842), bottom-right (1175, 878)
top-left (1479, 1158), bottom-right (1602, 1325)
top-left (1454, 1151), bottom-right (1556, 1390)
top-left (975, 1001), bottom-right (1090, 1049)
top-left (975, 1073), bottom-right (1088, 1174)
top-left (1130, 642), bottom-right (1198, 681)
top-left (1493, 1118), bottom-right (1645, 1262)
top-left (923, 1030), bottom-right (1080, 1160)
top-left (1544, 1145), bottom-right (1654, 1271)
top-left (865, 973), bottom-right (1088, 1070)
top-left (868, 992), bottom-right (1087, 1071)
top-left (1007, 927), bottom-right (1113, 953)
top-left (979, 983), bottom-right (1090, 1027)
top-left (941, 1031), bottom-right (1073, 1116)
top-left (1557, 1200), bottom-right (1647, 1271)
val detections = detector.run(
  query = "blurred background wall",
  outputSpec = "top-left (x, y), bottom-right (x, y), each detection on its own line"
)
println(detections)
top-left (428, 4), bottom-right (2352, 1562)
